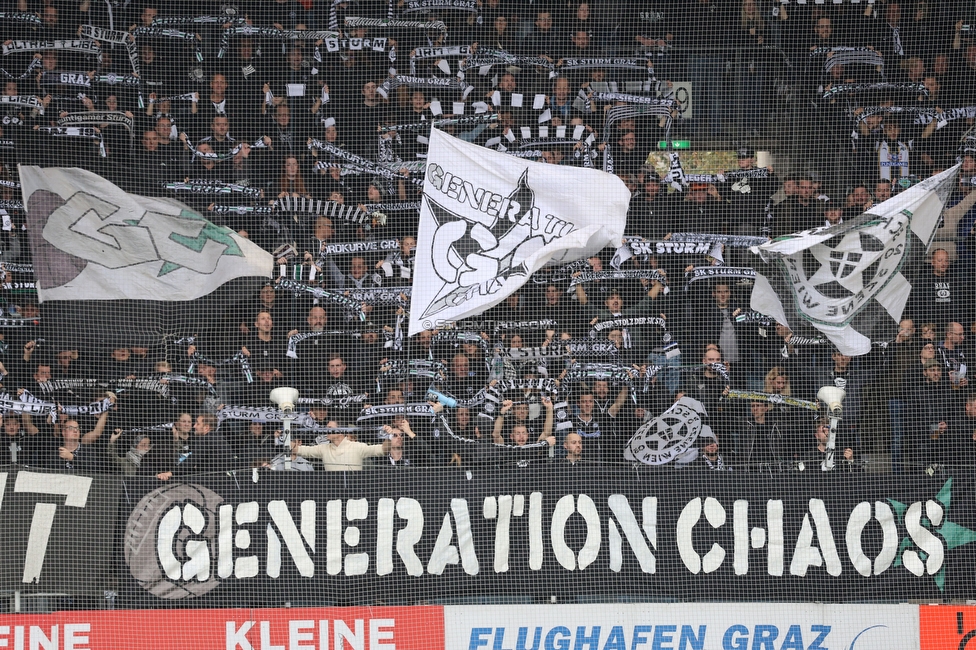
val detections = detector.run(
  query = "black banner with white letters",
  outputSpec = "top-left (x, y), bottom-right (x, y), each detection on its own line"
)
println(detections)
top-left (0, 469), bottom-right (120, 595)
top-left (5, 467), bottom-right (976, 604)
top-left (100, 469), bottom-right (976, 607)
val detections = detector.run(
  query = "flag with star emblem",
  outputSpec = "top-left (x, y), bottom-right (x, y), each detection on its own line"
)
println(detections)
top-left (750, 165), bottom-right (960, 356)
top-left (19, 165), bottom-right (273, 346)
top-left (410, 128), bottom-right (629, 335)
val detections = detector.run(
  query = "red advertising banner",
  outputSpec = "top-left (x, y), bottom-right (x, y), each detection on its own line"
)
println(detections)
top-left (919, 605), bottom-right (976, 650)
top-left (0, 605), bottom-right (444, 650)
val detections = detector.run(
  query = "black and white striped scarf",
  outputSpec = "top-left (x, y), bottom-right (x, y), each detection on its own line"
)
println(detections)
top-left (275, 197), bottom-right (372, 224)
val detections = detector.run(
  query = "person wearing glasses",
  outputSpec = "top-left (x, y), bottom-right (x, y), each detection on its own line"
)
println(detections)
top-left (52, 393), bottom-right (116, 472)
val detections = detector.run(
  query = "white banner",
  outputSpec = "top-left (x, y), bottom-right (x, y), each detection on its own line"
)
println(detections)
top-left (446, 603), bottom-right (920, 650)
top-left (19, 166), bottom-right (273, 302)
top-left (410, 129), bottom-right (629, 334)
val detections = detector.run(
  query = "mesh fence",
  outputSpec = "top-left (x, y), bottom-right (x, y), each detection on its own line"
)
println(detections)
top-left (1, 0), bottom-right (976, 647)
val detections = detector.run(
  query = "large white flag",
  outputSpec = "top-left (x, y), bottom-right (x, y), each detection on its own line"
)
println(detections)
top-left (750, 165), bottom-right (959, 355)
top-left (410, 129), bottom-right (629, 334)
top-left (19, 165), bottom-right (273, 302)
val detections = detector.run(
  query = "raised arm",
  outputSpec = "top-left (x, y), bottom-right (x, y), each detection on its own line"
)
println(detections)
top-left (493, 399), bottom-right (513, 444)
top-left (82, 393), bottom-right (116, 444)
top-left (538, 396), bottom-right (554, 441)
top-left (608, 384), bottom-right (629, 418)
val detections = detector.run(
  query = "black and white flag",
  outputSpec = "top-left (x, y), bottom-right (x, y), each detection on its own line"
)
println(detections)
top-left (750, 165), bottom-right (959, 355)
top-left (410, 129), bottom-right (628, 334)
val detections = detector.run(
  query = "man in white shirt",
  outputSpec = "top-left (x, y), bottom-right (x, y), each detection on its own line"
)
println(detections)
top-left (291, 420), bottom-right (390, 471)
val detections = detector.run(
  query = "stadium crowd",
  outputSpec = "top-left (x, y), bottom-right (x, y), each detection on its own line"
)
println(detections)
top-left (0, 0), bottom-right (976, 476)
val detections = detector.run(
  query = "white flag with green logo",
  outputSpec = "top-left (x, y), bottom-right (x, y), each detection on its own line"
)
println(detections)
top-left (19, 165), bottom-right (273, 302)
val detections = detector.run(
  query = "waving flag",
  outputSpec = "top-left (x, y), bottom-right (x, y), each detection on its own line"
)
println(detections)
top-left (20, 165), bottom-right (273, 346)
top-left (410, 128), bottom-right (629, 335)
top-left (750, 165), bottom-right (959, 355)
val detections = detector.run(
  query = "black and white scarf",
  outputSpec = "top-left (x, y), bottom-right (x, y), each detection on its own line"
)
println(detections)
top-left (822, 82), bottom-right (926, 100)
top-left (357, 403), bottom-right (436, 421)
top-left (157, 373), bottom-right (218, 396)
top-left (38, 378), bottom-right (169, 399)
top-left (321, 239), bottom-right (400, 255)
top-left (0, 56), bottom-right (41, 80)
top-left (79, 25), bottom-right (131, 43)
top-left (0, 12), bottom-right (42, 26)
top-left (17, 391), bottom-right (115, 418)
top-left (309, 139), bottom-right (423, 185)
top-left (671, 232), bottom-right (769, 247)
top-left (318, 36), bottom-right (391, 54)
top-left (494, 319), bottom-right (559, 334)
top-left (568, 269), bottom-right (668, 288)
top-left (481, 378), bottom-right (570, 432)
top-left (217, 25), bottom-right (337, 58)
top-left (345, 15), bottom-right (446, 32)
top-left (565, 339), bottom-right (620, 359)
top-left (361, 201), bottom-right (419, 214)
top-left (218, 406), bottom-right (318, 428)
top-left (563, 362), bottom-right (638, 392)
top-left (297, 394), bottom-right (370, 407)
top-left (58, 111), bottom-right (133, 133)
top-left (460, 49), bottom-right (553, 73)
top-left (79, 25), bottom-right (140, 76)
top-left (275, 197), bottom-right (371, 224)
top-left (152, 15), bottom-right (248, 26)
top-left (35, 126), bottom-right (101, 140)
top-left (726, 389), bottom-right (819, 412)
top-left (39, 71), bottom-right (92, 87)
top-left (163, 179), bottom-right (263, 198)
top-left (210, 204), bottom-right (274, 216)
top-left (377, 74), bottom-right (470, 100)
top-left (285, 330), bottom-right (360, 359)
top-left (0, 95), bottom-right (44, 114)
top-left (399, 0), bottom-right (478, 13)
top-left (589, 315), bottom-right (667, 338)
top-left (2, 39), bottom-right (100, 56)
top-left (378, 359), bottom-right (446, 382)
top-left (346, 286), bottom-right (411, 306)
top-left (683, 266), bottom-right (756, 290)
top-left (276, 279), bottom-right (366, 320)
top-left (430, 330), bottom-right (488, 350)
top-left (504, 346), bottom-right (565, 362)
top-left (149, 92), bottom-right (199, 104)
